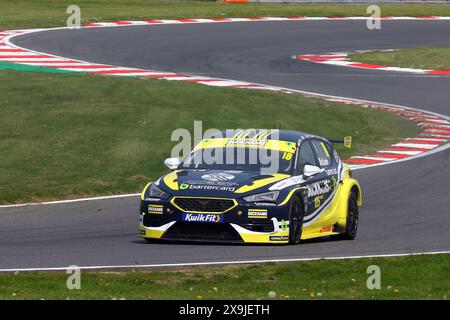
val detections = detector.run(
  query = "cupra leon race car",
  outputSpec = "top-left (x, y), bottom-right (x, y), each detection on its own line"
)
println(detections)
top-left (139, 129), bottom-right (362, 245)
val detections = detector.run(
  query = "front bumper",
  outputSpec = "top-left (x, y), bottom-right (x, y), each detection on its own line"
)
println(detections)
top-left (138, 197), bottom-right (291, 244)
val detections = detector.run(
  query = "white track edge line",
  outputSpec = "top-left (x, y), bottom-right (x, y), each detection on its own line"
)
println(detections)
top-left (1, 250), bottom-right (449, 273)
top-left (0, 193), bottom-right (140, 208)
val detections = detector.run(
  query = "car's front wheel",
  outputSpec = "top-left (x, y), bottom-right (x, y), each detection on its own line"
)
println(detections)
top-left (289, 195), bottom-right (304, 245)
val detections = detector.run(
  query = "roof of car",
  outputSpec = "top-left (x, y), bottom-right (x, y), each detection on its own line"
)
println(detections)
top-left (220, 129), bottom-right (318, 143)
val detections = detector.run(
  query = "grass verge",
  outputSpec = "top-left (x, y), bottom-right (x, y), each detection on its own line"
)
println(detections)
top-left (349, 47), bottom-right (450, 71)
top-left (0, 70), bottom-right (419, 204)
top-left (2, 0), bottom-right (450, 30)
top-left (0, 254), bottom-right (449, 299)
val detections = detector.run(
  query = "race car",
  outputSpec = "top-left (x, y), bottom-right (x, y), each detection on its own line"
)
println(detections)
top-left (139, 129), bottom-right (362, 244)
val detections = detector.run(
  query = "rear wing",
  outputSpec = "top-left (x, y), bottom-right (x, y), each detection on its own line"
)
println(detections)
top-left (327, 136), bottom-right (352, 149)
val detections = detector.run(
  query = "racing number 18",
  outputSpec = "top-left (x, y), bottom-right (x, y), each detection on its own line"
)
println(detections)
top-left (282, 152), bottom-right (293, 160)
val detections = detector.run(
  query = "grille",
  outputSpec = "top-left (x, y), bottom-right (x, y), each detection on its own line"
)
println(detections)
top-left (173, 197), bottom-right (235, 213)
top-left (162, 222), bottom-right (242, 242)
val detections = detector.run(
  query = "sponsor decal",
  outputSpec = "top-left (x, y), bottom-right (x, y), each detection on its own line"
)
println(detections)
top-left (318, 158), bottom-right (329, 167)
top-left (145, 197), bottom-right (164, 202)
top-left (271, 218), bottom-right (289, 232)
top-left (331, 176), bottom-right (339, 189)
top-left (227, 138), bottom-right (267, 147)
top-left (320, 226), bottom-right (333, 233)
top-left (314, 195), bottom-right (324, 208)
top-left (269, 236), bottom-right (289, 241)
top-left (254, 202), bottom-right (276, 207)
top-left (280, 219), bottom-right (289, 232)
top-left (201, 172), bottom-right (235, 182)
top-left (325, 168), bottom-right (338, 176)
top-left (148, 204), bottom-right (163, 214)
top-left (181, 184), bottom-right (236, 192)
top-left (307, 179), bottom-right (331, 197)
top-left (270, 175), bottom-right (305, 191)
top-left (248, 209), bottom-right (268, 219)
top-left (180, 183), bottom-right (190, 190)
top-left (186, 180), bottom-right (237, 187)
top-left (182, 213), bottom-right (223, 223)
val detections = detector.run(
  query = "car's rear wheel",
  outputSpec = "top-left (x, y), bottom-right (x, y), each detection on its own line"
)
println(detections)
top-left (289, 195), bottom-right (304, 245)
top-left (332, 191), bottom-right (359, 240)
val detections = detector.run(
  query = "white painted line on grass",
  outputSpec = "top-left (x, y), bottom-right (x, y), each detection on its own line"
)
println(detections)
top-left (1, 250), bottom-right (449, 273)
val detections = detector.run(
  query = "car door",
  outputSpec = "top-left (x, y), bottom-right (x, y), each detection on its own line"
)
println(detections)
top-left (296, 139), bottom-right (325, 221)
top-left (301, 139), bottom-right (336, 224)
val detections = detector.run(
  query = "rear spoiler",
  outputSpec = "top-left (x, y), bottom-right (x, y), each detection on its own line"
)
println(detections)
top-left (327, 136), bottom-right (352, 149)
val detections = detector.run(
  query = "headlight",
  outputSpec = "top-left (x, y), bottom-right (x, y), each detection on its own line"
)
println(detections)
top-left (146, 184), bottom-right (170, 200)
top-left (243, 191), bottom-right (279, 203)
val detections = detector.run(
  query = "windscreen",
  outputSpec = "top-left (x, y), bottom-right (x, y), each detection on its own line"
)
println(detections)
top-left (180, 138), bottom-right (297, 174)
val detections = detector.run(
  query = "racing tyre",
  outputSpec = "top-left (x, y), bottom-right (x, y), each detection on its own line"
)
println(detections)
top-left (289, 195), bottom-right (304, 245)
top-left (332, 191), bottom-right (359, 240)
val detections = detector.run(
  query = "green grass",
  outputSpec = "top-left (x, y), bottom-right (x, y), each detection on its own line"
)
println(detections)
top-left (0, 254), bottom-right (449, 300)
top-left (349, 47), bottom-right (450, 71)
top-left (2, 0), bottom-right (450, 30)
top-left (0, 70), bottom-right (419, 204)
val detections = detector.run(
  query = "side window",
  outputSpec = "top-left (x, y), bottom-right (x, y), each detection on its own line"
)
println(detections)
top-left (296, 141), bottom-right (317, 174)
top-left (311, 140), bottom-right (332, 168)
top-left (331, 145), bottom-right (340, 163)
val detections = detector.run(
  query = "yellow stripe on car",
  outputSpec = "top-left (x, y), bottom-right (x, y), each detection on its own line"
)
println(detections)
top-left (238, 129), bottom-right (252, 139)
top-left (320, 142), bottom-right (330, 158)
top-left (253, 129), bottom-right (268, 139)
top-left (140, 182), bottom-right (153, 200)
top-left (234, 174), bottom-right (289, 194)
top-left (260, 130), bottom-right (273, 140)
top-left (194, 138), bottom-right (297, 154)
top-left (163, 170), bottom-right (180, 191)
top-left (278, 187), bottom-right (307, 206)
top-left (232, 130), bottom-right (244, 139)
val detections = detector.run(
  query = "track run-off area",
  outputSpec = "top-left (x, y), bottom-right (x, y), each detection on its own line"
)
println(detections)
top-left (0, 17), bottom-right (449, 271)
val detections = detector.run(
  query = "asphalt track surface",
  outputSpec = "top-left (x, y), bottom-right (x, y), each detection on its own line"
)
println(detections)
top-left (1, 20), bottom-right (450, 270)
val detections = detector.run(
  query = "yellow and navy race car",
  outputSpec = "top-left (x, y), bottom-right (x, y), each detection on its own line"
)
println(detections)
top-left (139, 129), bottom-right (362, 244)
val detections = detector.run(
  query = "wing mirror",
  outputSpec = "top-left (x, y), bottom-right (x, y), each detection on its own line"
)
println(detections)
top-left (303, 164), bottom-right (322, 179)
top-left (164, 158), bottom-right (180, 170)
